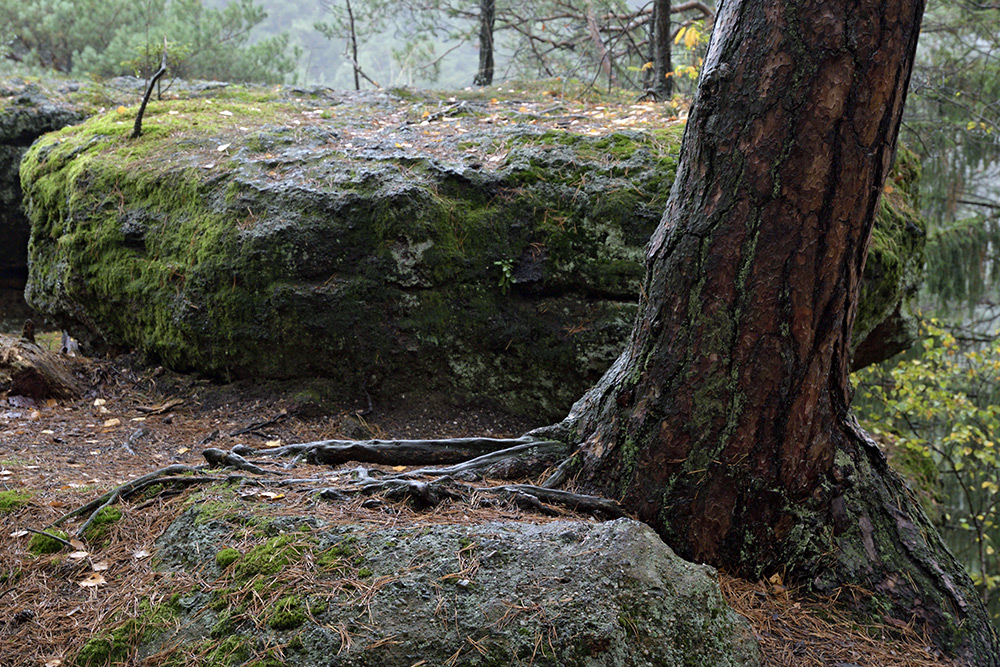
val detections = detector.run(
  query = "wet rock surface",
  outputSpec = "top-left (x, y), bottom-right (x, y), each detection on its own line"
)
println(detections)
top-left (145, 508), bottom-right (762, 666)
top-left (13, 81), bottom-right (923, 417)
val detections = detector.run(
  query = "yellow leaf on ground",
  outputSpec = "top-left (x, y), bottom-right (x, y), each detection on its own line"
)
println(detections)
top-left (69, 551), bottom-right (90, 560)
top-left (77, 572), bottom-right (107, 587)
top-left (391, 465), bottom-right (407, 472)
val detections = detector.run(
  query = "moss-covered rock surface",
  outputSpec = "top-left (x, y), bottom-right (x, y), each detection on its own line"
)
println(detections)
top-left (17, 82), bottom-right (923, 417)
top-left (121, 506), bottom-right (761, 666)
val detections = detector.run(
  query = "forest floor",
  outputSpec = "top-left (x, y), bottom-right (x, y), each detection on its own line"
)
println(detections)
top-left (0, 335), bottom-right (958, 666)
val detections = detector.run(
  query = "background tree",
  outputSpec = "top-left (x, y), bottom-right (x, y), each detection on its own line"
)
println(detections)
top-left (313, 0), bottom-right (714, 91)
top-left (904, 0), bottom-right (1000, 310)
top-left (648, 0), bottom-right (672, 100)
top-left (473, 0), bottom-right (495, 86)
top-left (0, 0), bottom-right (297, 83)
top-left (539, 0), bottom-right (999, 659)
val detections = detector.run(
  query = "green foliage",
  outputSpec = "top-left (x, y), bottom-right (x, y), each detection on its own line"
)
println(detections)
top-left (493, 258), bottom-right (514, 294)
top-left (853, 319), bottom-right (1000, 621)
top-left (0, 0), bottom-right (298, 83)
top-left (314, 0), bottom-right (713, 92)
top-left (904, 0), bottom-right (1000, 309)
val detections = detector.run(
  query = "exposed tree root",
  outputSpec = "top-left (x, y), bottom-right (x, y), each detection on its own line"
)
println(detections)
top-left (47, 435), bottom-right (624, 545)
top-left (202, 447), bottom-right (281, 475)
top-left (243, 435), bottom-right (545, 466)
top-left (44, 464), bottom-right (227, 538)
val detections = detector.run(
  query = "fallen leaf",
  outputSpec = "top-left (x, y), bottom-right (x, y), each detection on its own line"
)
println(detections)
top-left (92, 560), bottom-right (110, 572)
top-left (45, 659), bottom-right (63, 667)
top-left (263, 439), bottom-right (282, 448)
top-left (217, 143), bottom-right (231, 152)
top-left (10, 530), bottom-right (28, 538)
top-left (70, 538), bottom-right (85, 549)
top-left (69, 550), bottom-right (90, 559)
top-left (133, 549), bottom-right (151, 559)
top-left (45, 398), bottom-right (58, 408)
top-left (93, 399), bottom-right (107, 407)
top-left (176, 447), bottom-right (190, 454)
top-left (219, 110), bottom-right (234, 116)
top-left (41, 429), bottom-right (55, 434)
top-left (391, 465), bottom-right (407, 472)
top-left (116, 106), bottom-right (127, 113)
top-left (77, 573), bottom-right (107, 587)
top-left (103, 418), bottom-right (121, 427)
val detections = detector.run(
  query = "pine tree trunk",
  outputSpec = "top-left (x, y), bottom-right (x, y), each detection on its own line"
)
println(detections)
top-left (650, 0), bottom-right (672, 100)
top-left (560, 0), bottom-right (999, 660)
top-left (474, 0), bottom-right (496, 86)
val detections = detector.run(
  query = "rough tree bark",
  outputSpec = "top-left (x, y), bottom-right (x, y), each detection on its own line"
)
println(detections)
top-left (553, 0), bottom-right (999, 661)
top-left (474, 0), bottom-right (496, 86)
top-left (650, 0), bottom-right (672, 100)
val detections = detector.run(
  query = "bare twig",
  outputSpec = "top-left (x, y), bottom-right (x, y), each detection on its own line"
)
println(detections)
top-left (131, 38), bottom-right (168, 139)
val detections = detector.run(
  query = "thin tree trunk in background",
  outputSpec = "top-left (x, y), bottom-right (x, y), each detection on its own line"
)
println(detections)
top-left (650, 0), bottom-right (672, 100)
top-left (346, 0), bottom-right (360, 90)
top-left (558, 0), bottom-right (999, 660)
top-left (585, 2), bottom-right (617, 88)
top-left (474, 0), bottom-right (495, 86)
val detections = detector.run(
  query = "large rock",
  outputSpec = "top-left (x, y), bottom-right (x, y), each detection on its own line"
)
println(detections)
top-left (18, 84), bottom-right (923, 417)
top-left (0, 80), bottom-right (84, 326)
top-left (74, 509), bottom-right (761, 666)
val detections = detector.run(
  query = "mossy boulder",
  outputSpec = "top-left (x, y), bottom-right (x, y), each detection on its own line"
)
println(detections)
top-left (18, 83), bottom-right (923, 418)
top-left (133, 509), bottom-right (761, 666)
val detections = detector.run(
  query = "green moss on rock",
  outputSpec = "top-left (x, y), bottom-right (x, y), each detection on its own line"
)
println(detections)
top-left (82, 505), bottom-right (121, 543)
top-left (18, 86), bottom-right (923, 418)
top-left (73, 597), bottom-right (181, 666)
top-left (0, 490), bottom-right (31, 512)
top-left (267, 595), bottom-right (307, 630)
top-left (232, 534), bottom-right (310, 581)
top-left (28, 529), bottom-right (67, 555)
top-left (215, 547), bottom-right (241, 569)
